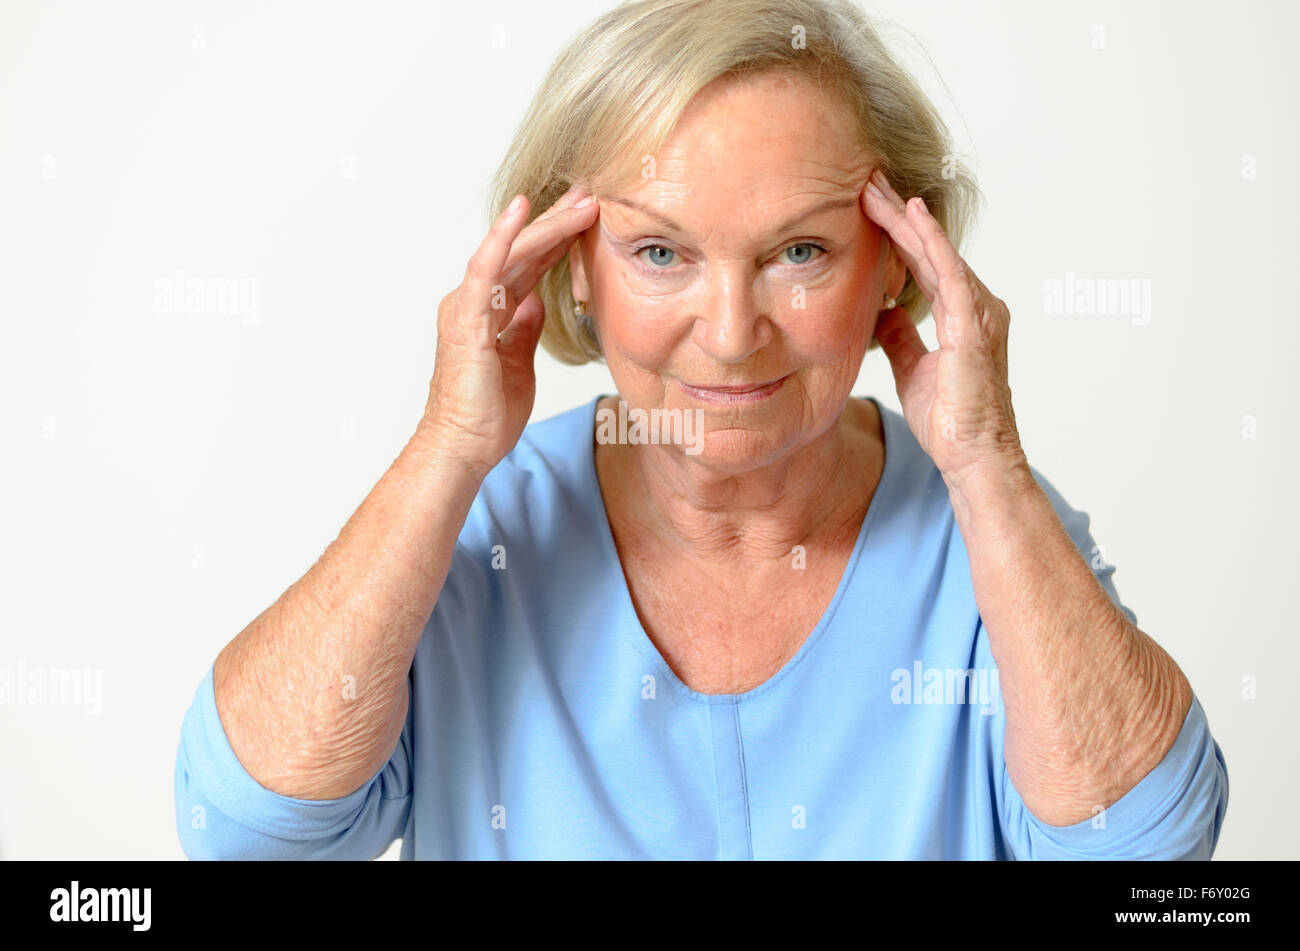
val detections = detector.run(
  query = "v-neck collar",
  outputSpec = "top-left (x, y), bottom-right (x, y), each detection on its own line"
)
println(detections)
top-left (579, 394), bottom-right (901, 704)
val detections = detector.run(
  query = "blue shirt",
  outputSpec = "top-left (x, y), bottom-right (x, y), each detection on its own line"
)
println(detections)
top-left (174, 395), bottom-right (1229, 859)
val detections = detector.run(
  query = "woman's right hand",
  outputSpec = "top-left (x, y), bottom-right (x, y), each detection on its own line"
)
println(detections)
top-left (418, 184), bottom-right (599, 478)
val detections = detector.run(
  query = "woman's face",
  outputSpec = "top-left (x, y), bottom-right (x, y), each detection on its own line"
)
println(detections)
top-left (571, 69), bottom-right (903, 473)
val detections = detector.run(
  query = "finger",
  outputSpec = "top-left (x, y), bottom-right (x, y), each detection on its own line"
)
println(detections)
top-left (500, 201), bottom-right (597, 294)
top-left (502, 228), bottom-right (582, 302)
top-left (862, 187), bottom-right (940, 305)
top-left (906, 196), bottom-right (981, 349)
top-left (862, 171), bottom-right (940, 300)
top-left (502, 195), bottom-right (595, 270)
top-left (873, 305), bottom-right (928, 395)
top-left (460, 195), bottom-right (532, 338)
top-left (505, 184), bottom-right (590, 258)
top-left (530, 183), bottom-right (589, 225)
top-left (496, 289), bottom-right (547, 372)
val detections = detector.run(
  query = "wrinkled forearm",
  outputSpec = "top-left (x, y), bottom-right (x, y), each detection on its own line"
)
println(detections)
top-left (213, 429), bottom-right (484, 800)
top-left (945, 459), bottom-right (1193, 827)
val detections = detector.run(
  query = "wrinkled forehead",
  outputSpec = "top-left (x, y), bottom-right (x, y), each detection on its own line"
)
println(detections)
top-left (594, 85), bottom-right (875, 241)
top-left (597, 152), bottom-right (870, 246)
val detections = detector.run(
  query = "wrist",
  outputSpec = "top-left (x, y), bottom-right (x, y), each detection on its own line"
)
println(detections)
top-left (406, 421), bottom-right (494, 487)
top-left (942, 451), bottom-right (1036, 522)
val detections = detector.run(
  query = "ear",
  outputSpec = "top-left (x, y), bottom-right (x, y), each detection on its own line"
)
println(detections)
top-left (569, 235), bottom-right (592, 303)
top-left (881, 236), bottom-right (908, 303)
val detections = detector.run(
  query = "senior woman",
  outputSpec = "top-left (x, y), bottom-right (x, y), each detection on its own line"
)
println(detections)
top-left (174, 0), bottom-right (1228, 860)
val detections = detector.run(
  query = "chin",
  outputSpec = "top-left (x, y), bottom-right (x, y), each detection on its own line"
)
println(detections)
top-left (675, 425), bottom-right (791, 474)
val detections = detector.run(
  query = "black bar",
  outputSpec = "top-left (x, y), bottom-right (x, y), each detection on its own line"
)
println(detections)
top-left (0, 859), bottom-right (1283, 938)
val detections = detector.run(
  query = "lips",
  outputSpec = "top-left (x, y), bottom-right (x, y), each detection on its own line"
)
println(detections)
top-left (687, 380), bottom-right (781, 393)
top-left (678, 374), bottom-right (788, 405)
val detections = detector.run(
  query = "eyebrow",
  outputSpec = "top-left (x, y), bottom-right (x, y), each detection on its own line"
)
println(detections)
top-left (604, 194), bottom-right (859, 240)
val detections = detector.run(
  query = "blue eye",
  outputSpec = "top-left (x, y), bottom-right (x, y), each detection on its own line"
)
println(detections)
top-left (631, 241), bottom-right (827, 273)
top-left (635, 245), bottom-right (677, 269)
top-left (782, 243), bottom-right (826, 265)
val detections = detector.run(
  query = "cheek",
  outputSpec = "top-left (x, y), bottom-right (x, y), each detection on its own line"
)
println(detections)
top-left (776, 250), bottom-right (879, 363)
top-left (590, 244), bottom-right (690, 365)
top-left (588, 231), bottom-right (883, 368)
top-left (589, 271), bottom-right (679, 383)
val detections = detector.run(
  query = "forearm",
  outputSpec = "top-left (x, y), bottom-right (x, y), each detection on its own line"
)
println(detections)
top-left (213, 427), bottom-right (483, 800)
top-left (946, 460), bottom-right (1193, 826)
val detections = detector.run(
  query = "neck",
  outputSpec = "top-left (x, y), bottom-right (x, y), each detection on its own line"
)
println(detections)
top-left (597, 396), bottom-right (882, 562)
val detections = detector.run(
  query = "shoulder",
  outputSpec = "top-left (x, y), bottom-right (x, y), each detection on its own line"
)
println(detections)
top-left (484, 396), bottom-right (597, 492)
top-left (1023, 463), bottom-right (1095, 549)
top-left (460, 396), bottom-right (601, 549)
top-left (434, 396), bottom-right (603, 623)
top-left (866, 397), bottom-right (954, 530)
top-left (1021, 463), bottom-right (1124, 619)
top-left (868, 396), bottom-right (1095, 546)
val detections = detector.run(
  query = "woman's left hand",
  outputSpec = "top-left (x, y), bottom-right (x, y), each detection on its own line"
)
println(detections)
top-left (861, 168), bottom-right (1027, 492)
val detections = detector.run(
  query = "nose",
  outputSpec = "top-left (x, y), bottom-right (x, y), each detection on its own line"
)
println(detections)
top-left (693, 267), bottom-right (772, 363)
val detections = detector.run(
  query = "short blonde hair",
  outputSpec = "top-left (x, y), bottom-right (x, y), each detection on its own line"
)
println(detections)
top-left (488, 0), bottom-right (983, 365)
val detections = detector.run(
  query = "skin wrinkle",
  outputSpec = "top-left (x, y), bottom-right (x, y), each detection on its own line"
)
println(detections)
top-left (981, 489), bottom-right (1192, 821)
top-left (1005, 575), bottom-right (1115, 742)
top-left (573, 87), bottom-right (887, 529)
top-left (560, 70), bottom-right (904, 695)
top-left (231, 577), bottom-right (406, 793)
top-left (570, 63), bottom-right (1196, 811)
top-left (1113, 625), bottom-right (1188, 784)
top-left (605, 193), bottom-right (860, 245)
top-left (612, 395), bottom-right (874, 561)
top-left (1063, 642), bottom-right (1146, 803)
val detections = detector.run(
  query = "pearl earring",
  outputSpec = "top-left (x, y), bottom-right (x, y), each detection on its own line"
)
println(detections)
top-left (882, 294), bottom-right (897, 309)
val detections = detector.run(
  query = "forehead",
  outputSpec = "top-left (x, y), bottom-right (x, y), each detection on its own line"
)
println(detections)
top-left (602, 71), bottom-right (872, 232)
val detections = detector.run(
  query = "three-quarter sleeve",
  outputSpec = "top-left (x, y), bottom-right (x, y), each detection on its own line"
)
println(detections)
top-left (990, 467), bottom-right (1229, 860)
top-left (173, 661), bottom-right (414, 860)
top-left (997, 693), bottom-right (1228, 859)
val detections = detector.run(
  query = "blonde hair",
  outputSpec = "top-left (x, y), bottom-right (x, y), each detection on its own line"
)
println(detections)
top-left (488, 0), bottom-right (982, 365)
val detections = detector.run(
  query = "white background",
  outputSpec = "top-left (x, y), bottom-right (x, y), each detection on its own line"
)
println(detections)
top-left (0, 0), bottom-right (1294, 859)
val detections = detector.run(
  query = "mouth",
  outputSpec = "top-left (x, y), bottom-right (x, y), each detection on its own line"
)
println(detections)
top-left (678, 374), bottom-right (788, 406)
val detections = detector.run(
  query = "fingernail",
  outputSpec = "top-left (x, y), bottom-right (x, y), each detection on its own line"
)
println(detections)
top-left (574, 194), bottom-right (594, 208)
top-left (507, 194), bottom-right (524, 216)
top-left (865, 179), bottom-right (884, 199)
